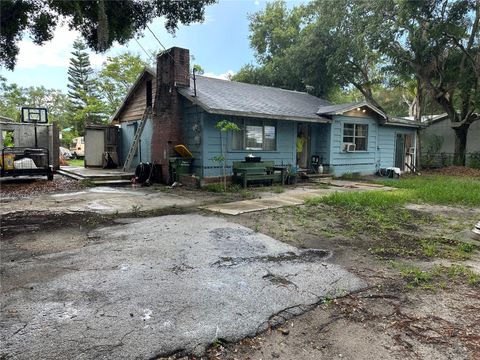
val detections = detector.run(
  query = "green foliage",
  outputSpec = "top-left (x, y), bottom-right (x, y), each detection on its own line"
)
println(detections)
top-left (67, 39), bottom-right (108, 133)
top-left (215, 120), bottom-right (241, 132)
top-left (468, 152), bottom-right (480, 169)
top-left (193, 64), bottom-right (204, 75)
top-left (214, 119), bottom-right (241, 192)
top-left (0, 0), bottom-right (215, 70)
top-left (338, 172), bottom-right (362, 180)
top-left (398, 264), bottom-right (479, 290)
top-left (376, 175), bottom-right (480, 207)
top-left (96, 52), bottom-right (148, 116)
top-left (2, 130), bottom-right (14, 147)
top-left (0, 76), bottom-right (70, 126)
top-left (310, 175), bottom-right (480, 208)
top-left (232, 1), bottom-right (334, 97)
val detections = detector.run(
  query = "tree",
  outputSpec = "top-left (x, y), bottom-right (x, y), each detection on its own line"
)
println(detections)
top-left (233, 1), bottom-right (335, 97)
top-left (369, 0), bottom-right (480, 165)
top-left (0, 76), bottom-right (70, 125)
top-left (96, 52), bottom-right (148, 116)
top-left (67, 39), bottom-right (106, 133)
top-left (213, 120), bottom-right (240, 191)
top-left (238, 0), bottom-right (479, 166)
top-left (0, 0), bottom-right (216, 70)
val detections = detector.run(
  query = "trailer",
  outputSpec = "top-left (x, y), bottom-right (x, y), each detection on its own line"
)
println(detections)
top-left (1, 146), bottom-right (53, 180)
top-left (0, 107), bottom-right (54, 180)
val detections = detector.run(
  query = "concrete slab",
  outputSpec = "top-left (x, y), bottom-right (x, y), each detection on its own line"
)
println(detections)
top-left (0, 215), bottom-right (366, 359)
top-left (202, 182), bottom-right (391, 215)
top-left (59, 166), bottom-right (134, 179)
top-left (0, 186), bottom-right (195, 216)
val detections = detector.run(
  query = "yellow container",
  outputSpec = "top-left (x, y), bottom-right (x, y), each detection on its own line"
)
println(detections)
top-left (0, 153), bottom-right (14, 170)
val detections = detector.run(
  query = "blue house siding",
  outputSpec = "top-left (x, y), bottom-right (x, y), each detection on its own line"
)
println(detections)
top-left (201, 114), bottom-right (296, 177)
top-left (327, 115), bottom-right (416, 176)
top-left (180, 100), bottom-right (203, 176)
top-left (311, 123), bottom-right (331, 165)
top-left (328, 116), bottom-right (378, 176)
top-left (119, 117), bottom-right (153, 167)
top-left (378, 126), bottom-right (416, 168)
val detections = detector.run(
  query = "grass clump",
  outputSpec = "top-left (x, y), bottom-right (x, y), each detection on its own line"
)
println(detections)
top-left (339, 172), bottom-right (362, 180)
top-left (67, 159), bottom-right (84, 167)
top-left (271, 185), bottom-right (285, 194)
top-left (394, 263), bottom-right (480, 290)
top-left (376, 175), bottom-right (480, 206)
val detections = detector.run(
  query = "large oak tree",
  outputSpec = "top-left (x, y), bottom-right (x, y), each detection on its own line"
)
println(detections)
top-left (0, 0), bottom-right (215, 70)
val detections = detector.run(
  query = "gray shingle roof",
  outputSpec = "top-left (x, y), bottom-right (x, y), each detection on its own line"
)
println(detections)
top-left (178, 76), bottom-right (331, 122)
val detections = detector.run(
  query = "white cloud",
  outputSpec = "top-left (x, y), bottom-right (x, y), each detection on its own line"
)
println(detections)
top-left (254, 0), bottom-right (261, 6)
top-left (15, 24), bottom-right (115, 70)
top-left (203, 70), bottom-right (235, 80)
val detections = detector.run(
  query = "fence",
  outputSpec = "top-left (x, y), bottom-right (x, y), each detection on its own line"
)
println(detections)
top-left (421, 152), bottom-right (480, 169)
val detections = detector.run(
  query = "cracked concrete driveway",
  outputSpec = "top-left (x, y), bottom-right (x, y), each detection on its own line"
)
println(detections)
top-left (0, 186), bottom-right (195, 216)
top-left (1, 215), bottom-right (365, 359)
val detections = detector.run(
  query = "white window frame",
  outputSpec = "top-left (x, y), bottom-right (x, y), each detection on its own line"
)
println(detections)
top-left (343, 123), bottom-right (368, 152)
top-left (231, 119), bottom-right (277, 151)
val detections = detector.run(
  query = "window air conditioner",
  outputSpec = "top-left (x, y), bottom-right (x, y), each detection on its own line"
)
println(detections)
top-left (343, 143), bottom-right (356, 152)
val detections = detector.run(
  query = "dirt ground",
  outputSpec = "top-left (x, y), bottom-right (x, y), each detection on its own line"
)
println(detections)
top-left (1, 176), bottom-right (479, 360)
top-left (203, 203), bottom-right (480, 360)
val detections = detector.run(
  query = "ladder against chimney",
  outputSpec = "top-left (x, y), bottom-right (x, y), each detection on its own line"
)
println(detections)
top-left (122, 107), bottom-right (152, 172)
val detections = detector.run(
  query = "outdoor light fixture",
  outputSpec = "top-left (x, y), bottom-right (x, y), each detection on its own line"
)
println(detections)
top-left (362, 109), bottom-right (366, 113)
top-left (356, 107), bottom-right (361, 111)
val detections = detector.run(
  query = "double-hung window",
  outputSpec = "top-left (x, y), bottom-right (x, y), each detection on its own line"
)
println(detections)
top-left (232, 119), bottom-right (276, 151)
top-left (343, 123), bottom-right (368, 151)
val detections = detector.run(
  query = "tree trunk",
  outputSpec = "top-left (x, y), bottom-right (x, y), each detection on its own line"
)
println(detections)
top-left (453, 124), bottom-right (469, 166)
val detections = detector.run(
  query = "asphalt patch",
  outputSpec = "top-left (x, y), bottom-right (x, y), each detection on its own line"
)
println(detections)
top-left (0, 214), bottom-right (365, 359)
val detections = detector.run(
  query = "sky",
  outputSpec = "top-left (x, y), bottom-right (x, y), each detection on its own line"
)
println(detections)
top-left (0, 0), bottom-right (306, 92)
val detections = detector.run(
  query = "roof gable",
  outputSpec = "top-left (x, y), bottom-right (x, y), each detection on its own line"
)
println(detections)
top-left (111, 67), bottom-right (155, 122)
top-left (317, 101), bottom-right (387, 120)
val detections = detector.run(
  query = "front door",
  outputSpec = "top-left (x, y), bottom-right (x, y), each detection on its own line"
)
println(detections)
top-left (297, 123), bottom-right (310, 169)
top-left (395, 134), bottom-right (405, 169)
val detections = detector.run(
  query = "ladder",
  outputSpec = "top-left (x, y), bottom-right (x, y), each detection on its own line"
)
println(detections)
top-left (122, 107), bottom-right (151, 171)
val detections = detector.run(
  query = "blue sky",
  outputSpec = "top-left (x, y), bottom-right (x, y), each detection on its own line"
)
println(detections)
top-left (1, 0), bottom-right (306, 91)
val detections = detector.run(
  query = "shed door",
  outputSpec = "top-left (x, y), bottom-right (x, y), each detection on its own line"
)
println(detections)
top-left (85, 129), bottom-right (105, 167)
top-left (395, 134), bottom-right (405, 169)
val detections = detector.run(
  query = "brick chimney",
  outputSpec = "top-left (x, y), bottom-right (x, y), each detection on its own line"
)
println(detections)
top-left (151, 46), bottom-right (190, 183)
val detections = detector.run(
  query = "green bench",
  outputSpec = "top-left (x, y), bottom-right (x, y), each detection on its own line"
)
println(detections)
top-left (232, 161), bottom-right (287, 188)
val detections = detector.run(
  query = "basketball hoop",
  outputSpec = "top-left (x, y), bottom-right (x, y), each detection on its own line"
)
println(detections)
top-left (21, 107), bottom-right (48, 124)
top-left (21, 107), bottom-right (48, 147)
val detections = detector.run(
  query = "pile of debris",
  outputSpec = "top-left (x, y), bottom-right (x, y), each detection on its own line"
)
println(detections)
top-left (1, 176), bottom-right (82, 200)
top-left (425, 166), bottom-right (480, 177)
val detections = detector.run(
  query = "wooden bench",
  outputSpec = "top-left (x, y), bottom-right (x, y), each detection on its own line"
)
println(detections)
top-left (232, 161), bottom-right (286, 188)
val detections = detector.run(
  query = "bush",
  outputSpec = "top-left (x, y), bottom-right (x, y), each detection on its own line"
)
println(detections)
top-left (468, 152), bottom-right (480, 169)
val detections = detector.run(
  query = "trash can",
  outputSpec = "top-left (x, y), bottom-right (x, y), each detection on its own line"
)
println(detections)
top-left (169, 157), bottom-right (193, 183)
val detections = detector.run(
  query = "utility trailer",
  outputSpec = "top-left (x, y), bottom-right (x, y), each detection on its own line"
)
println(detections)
top-left (0, 107), bottom-right (54, 180)
top-left (1, 146), bottom-right (53, 180)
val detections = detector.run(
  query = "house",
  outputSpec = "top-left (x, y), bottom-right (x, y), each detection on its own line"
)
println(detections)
top-left (111, 47), bottom-right (419, 183)
top-left (418, 114), bottom-right (480, 166)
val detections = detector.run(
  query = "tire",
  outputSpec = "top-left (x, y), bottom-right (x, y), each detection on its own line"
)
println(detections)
top-left (72, 152), bottom-right (77, 160)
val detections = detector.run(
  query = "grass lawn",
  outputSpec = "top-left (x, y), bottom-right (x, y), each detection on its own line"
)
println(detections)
top-left (298, 174), bottom-right (480, 288)
top-left (67, 159), bottom-right (84, 167)
top-left (308, 175), bottom-right (480, 208)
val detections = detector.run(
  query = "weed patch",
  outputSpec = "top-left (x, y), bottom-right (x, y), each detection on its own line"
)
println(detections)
top-left (397, 263), bottom-right (480, 290)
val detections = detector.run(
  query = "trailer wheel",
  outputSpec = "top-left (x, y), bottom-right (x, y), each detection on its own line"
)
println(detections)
top-left (47, 173), bottom-right (54, 181)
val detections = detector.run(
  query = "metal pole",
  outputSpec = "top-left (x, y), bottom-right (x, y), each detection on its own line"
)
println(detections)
top-left (34, 121), bottom-right (38, 148)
